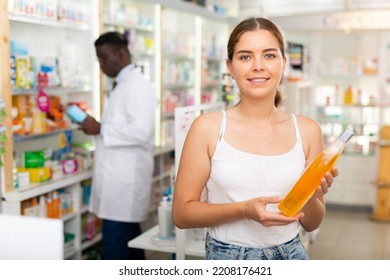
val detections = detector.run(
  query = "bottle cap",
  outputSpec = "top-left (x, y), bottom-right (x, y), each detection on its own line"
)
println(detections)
top-left (339, 128), bottom-right (354, 143)
top-left (160, 196), bottom-right (169, 206)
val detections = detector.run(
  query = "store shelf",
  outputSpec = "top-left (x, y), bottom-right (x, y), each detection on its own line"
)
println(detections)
top-left (3, 170), bottom-right (93, 202)
top-left (103, 20), bottom-right (153, 32)
top-left (9, 14), bottom-right (90, 30)
top-left (153, 144), bottom-right (174, 156)
top-left (13, 128), bottom-right (77, 143)
top-left (164, 83), bottom-right (195, 91)
top-left (80, 205), bottom-right (89, 214)
top-left (62, 212), bottom-right (77, 222)
top-left (81, 233), bottom-right (102, 251)
top-left (12, 87), bottom-right (92, 96)
top-left (152, 170), bottom-right (174, 183)
top-left (378, 140), bottom-right (390, 146)
top-left (64, 247), bottom-right (78, 259)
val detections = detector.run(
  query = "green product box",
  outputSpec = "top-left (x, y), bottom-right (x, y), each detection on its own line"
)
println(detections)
top-left (23, 150), bottom-right (45, 168)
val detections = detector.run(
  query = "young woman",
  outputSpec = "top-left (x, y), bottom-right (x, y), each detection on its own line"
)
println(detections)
top-left (172, 17), bottom-right (338, 260)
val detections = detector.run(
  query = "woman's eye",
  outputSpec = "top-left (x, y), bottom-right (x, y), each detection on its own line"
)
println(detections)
top-left (239, 55), bottom-right (251, 60)
top-left (265, 53), bottom-right (276, 59)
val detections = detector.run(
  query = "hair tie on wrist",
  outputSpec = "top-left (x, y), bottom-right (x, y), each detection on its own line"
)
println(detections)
top-left (241, 201), bottom-right (249, 220)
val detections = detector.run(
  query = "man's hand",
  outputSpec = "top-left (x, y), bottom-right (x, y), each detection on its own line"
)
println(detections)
top-left (79, 115), bottom-right (101, 135)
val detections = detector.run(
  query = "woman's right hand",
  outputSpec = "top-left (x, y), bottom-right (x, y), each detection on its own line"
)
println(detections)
top-left (242, 197), bottom-right (304, 227)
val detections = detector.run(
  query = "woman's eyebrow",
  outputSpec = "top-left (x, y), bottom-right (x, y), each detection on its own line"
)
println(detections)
top-left (236, 50), bottom-right (252, 54)
top-left (263, 48), bottom-right (279, 52)
top-left (236, 48), bottom-right (279, 54)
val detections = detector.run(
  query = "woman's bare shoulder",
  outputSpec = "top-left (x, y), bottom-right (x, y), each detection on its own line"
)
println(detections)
top-left (191, 111), bottom-right (223, 131)
top-left (295, 114), bottom-right (321, 131)
top-left (185, 111), bottom-right (224, 157)
top-left (294, 114), bottom-right (322, 143)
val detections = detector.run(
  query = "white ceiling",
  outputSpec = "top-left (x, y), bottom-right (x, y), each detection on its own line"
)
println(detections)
top-left (239, 0), bottom-right (390, 17)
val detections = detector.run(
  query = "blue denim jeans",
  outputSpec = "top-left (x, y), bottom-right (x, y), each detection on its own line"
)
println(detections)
top-left (205, 233), bottom-right (309, 260)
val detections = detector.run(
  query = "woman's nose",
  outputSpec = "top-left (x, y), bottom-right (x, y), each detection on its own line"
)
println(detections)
top-left (252, 57), bottom-right (264, 71)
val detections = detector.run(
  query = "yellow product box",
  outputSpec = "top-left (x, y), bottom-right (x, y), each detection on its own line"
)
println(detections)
top-left (17, 167), bottom-right (51, 183)
top-left (15, 56), bottom-right (29, 89)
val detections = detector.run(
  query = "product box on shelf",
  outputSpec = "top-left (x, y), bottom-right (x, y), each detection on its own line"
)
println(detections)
top-left (17, 166), bottom-right (51, 183)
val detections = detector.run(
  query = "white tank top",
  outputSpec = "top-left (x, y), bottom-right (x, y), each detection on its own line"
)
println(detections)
top-left (206, 111), bottom-right (306, 248)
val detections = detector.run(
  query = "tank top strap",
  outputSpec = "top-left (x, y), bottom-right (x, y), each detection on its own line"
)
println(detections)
top-left (218, 111), bottom-right (227, 143)
top-left (290, 113), bottom-right (302, 145)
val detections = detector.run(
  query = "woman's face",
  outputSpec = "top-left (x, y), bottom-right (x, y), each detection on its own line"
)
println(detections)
top-left (227, 29), bottom-right (286, 101)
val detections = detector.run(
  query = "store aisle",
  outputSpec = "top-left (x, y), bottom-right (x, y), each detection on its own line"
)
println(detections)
top-left (145, 208), bottom-right (390, 260)
top-left (308, 208), bottom-right (390, 260)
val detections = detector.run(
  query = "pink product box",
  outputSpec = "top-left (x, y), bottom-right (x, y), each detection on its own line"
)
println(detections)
top-left (62, 159), bottom-right (78, 174)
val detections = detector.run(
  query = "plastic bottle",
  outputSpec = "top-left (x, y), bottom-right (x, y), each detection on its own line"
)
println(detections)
top-left (46, 194), bottom-right (53, 218)
top-left (278, 128), bottom-right (354, 217)
top-left (86, 213), bottom-right (97, 240)
top-left (158, 196), bottom-right (174, 239)
top-left (12, 161), bottom-right (19, 190)
top-left (38, 195), bottom-right (47, 218)
top-left (52, 191), bottom-right (61, 218)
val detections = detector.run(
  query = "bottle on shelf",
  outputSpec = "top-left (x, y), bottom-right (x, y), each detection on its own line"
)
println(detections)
top-left (38, 195), bottom-right (47, 218)
top-left (12, 161), bottom-right (19, 190)
top-left (52, 191), bottom-right (61, 219)
top-left (157, 195), bottom-right (174, 239)
top-left (278, 128), bottom-right (354, 217)
top-left (334, 84), bottom-right (340, 106)
top-left (343, 85), bottom-right (354, 105)
top-left (86, 213), bottom-right (97, 240)
top-left (46, 193), bottom-right (54, 218)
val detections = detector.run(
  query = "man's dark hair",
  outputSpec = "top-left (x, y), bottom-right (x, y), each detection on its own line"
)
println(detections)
top-left (94, 31), bottom-right (130, 56)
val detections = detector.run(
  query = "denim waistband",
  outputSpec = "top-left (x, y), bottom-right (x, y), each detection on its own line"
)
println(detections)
top-left (205, 233), bottom-right (309, 260)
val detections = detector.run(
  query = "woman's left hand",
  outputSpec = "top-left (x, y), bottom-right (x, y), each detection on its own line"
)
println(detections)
top-left (312, 167), bottom-right (339, 199)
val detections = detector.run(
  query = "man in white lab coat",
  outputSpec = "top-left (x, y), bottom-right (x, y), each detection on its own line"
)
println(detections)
top-left (80, 32), bottom-right (156, 260)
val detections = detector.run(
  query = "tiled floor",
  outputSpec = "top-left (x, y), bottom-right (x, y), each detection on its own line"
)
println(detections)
top-left (307, 208), bottom-right (390, 260)
top-left (145, 208), bottom-right (390, 260)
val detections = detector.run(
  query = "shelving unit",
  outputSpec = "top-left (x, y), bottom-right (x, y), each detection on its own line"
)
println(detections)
top-left (313, 31), bottom-right (390, 208)
top-left (200, 17), bottom-right (229, 104)
top-left (150, 145), bottom-right (175, 214)
top-left (1, 0), bottom-right (234, 260)
top-left (0, 0), bottom-right (101, 260)
top-left (101, 0), bottom-right (159, 88)
top-left (160, 7), bottom-right (200, 150)
top-left (0, 0), bottom-right (13, 195)
top-left (371, 127), bottom-right (390, 221)
top-left (281, 80), bottom-right (314, 118)
top-left (2, 170), bottom-right (95, 259)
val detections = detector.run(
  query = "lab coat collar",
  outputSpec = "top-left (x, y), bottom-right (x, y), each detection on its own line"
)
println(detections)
top-left (115, 64), bottom-right (136, 85)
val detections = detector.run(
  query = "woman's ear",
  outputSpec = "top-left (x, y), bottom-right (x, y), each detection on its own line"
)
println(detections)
top-left (226, 58), bottom-right (233, 77)
top-left (281, 56), bottom-right (287, 75)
